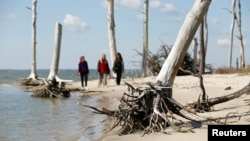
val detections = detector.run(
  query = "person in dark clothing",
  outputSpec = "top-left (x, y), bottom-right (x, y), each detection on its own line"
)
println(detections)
top-left (78, 56), bottom-right (89, 89)
top-left (113, 52), bottom-right (124, 85)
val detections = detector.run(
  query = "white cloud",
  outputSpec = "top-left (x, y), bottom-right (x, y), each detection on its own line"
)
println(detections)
top-left (217, 38), bottom-right (230, 46)
top-left (63, 14), bottom-right (89, 32)
top-left (211, 18), bottom-right (219, 24)
top-left (137, 13), bottom-right (143, 20)
top-left (1, 13), bottom-right (16, 20)
top-left (160, 3), bottom-right (179, 15)
top-left (149, 0), bottom-right (161, 8)
top-left (119, 0), bottom-right (141, 8)
top-left (217, 37), bottom-right (248, 47)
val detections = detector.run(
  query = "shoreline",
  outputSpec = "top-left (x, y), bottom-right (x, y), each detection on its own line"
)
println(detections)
top-left (2, 73), bottom-right (250, 141)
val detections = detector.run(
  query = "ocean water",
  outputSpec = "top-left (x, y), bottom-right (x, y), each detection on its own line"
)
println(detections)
top-left (0, 69), bottom-right (140, 141)
top-left (0, 69), bottom-right (141, 83)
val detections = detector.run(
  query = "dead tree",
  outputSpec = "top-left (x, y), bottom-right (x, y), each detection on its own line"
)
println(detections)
top-left (20, 0), bottom-right (42, 86)
top-left (226, 0), bottom-right (245, 68)
top-left (228, 0), bottom-right (236, 68)
top-left (47, 22), bottom-right (63, 82)
top-left (192, 38), bottom-right (198, 73)
top-left (83, 0), bottom-right (212, 136)
top-left (47, 22), bottom-right (72, 85)
top-left (235, 0), bottom-right (245, 68)
top-left (154, 0), bottom-right (211, 87)
top-left (199, 13), bottom-right (209, 74)
top-left (187, 81), bottom-right (250, 112)
top-left (142, 0), bottom-right (149, 77)
top-left (199, 20), bottom-right (205, 74)
top-left (107, 0), bottom-right (117, 76)
top-left (28, 0), bottom-right (38, 80)
top-left (30, 23), bottom-right (72, 98)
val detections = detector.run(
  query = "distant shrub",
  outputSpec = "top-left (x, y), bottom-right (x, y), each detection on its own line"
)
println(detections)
top-left (214, 65), bottom-right (250, 74)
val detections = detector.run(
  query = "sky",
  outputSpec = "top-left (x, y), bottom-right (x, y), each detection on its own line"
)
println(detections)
top-left (0, 0), bottom-right (250, 70)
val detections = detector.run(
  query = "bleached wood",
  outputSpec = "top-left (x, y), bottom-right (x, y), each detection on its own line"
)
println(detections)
top-left (142, 0), bottom-right (149, 77)
top-left (48, 22), bottom-right (62, 81)
top-left (236, 0), bottom-right (245, 68)
top-left (192, 38), bottom-right (198, 73)
top-left (28, 0), bottom-right (38, 79)
top-left (107, 0), bottom-right (117, 71)
top-left (154, 0), bottom-right (211, 86)
top-left (228, 0), bottom-right (236, 68)
top-left (47, 23), bottom-right (73, 85)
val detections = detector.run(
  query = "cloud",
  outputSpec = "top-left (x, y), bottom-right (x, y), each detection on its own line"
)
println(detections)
top-left (149, 0), bottom-right (161, 8)
top-left (211, 18), bottom-right (219, 24)
top-left (217, 38), bottom-right (230, 46)
top-left (119, 0), bottom-right (141, 9)
top-left (63, 14), bottom-right (89, 32)
top-left (0, 13), bottom-right (16, 20)
top-left (137, 13), bottom-right (143, 20)
top-left (160, 3), bottom-right (179, 15)
top-left (217, 37), bottom-right (248, 47)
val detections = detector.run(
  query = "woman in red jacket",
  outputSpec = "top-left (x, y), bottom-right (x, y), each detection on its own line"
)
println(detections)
top-left (97, 54), bottom-right (110, 87)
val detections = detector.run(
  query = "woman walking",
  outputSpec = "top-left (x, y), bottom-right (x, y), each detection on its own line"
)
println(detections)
top-left (78, 56), bottom-right (89, 90)
top-left (113, 52), bottom-right (124, 85)
top-left (97, 54), bottom-right (110, 87)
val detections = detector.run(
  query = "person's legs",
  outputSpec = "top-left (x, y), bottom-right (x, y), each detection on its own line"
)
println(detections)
top-left (103, 73), bottom-right (107, 86)
top-left (84, 73), bottom-right (88, 87)
top-left (80, 73), bottom-right (84, 87)
top-left (116, 73), bottom-right (121, 85)
top-left (98, 73), bottom-right (103, 87)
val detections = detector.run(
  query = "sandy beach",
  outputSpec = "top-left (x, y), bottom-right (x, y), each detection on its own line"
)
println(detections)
top-left (67, 73), bottom-right (250, 141)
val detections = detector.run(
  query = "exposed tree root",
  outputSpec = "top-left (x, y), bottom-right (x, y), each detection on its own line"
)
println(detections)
top-left (30, 79), bottom-right (70, 98)
top-left (19, 78), bottom-right (45, 86)
top-left (82, 82), bottom-right (205, 136)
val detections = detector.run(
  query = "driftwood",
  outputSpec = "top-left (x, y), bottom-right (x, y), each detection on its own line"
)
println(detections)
top-left (208, 82), bottom-right (250, 106)
top-left (82, 78), bottom-right (250, 136)
top-left (186, 80), bottom-right (250, 112)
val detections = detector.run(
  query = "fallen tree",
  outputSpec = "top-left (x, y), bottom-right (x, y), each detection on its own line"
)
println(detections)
top-left (82, 1), bottom-right (248, 136)
top-left (82, 82), bottom-right (203, 136)
top-left (82, 0), bottom-right (213, 135)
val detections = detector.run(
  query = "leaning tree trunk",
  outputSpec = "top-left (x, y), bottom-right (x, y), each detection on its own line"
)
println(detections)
top-left (48, 22), bottom-right (63, 82)
top-left (154, 0), bottom-right (211, 87)
top-left (204, 14), bottom-right (208, 63)
top-left (28, 0), bottom-right (38, 80)
top-left (82, 0), bottom-right (214, 136)
top-left (142, 0), bottom-right (149, 77)
top-left (107, 0), bottom-right (117, 74)
top-left (228, 0), bottom-right (236, 68)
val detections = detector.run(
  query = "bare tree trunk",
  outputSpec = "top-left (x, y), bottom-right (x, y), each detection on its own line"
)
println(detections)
top-left (48, 22), bottom-right (62, 81)
top-left (235, 0), bottom-right (245, 68)
top-left (142, 0), bottom-right (149, 77)
top-left (154, 0), bottom-right (211, 87)
top-left (28, 0), bottom-right (38, 79)
top-left (204, 14), bottom-right (208, 65)
top-left (228, 0), bottom-right (236, 68)
top-left (107, 0), bottom-right (117, 74)
top-left (192, 38), bottom-right (198, 73)
top-left (199, 20), bottom-right (205, 74)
